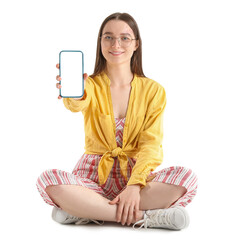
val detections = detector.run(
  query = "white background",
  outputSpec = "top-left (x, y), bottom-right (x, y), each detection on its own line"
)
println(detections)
top-left (1, 0), bottom-right (227, 239)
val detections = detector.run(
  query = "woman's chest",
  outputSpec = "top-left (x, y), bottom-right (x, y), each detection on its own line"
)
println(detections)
top-left (110, 85), bottom-right (132, 119)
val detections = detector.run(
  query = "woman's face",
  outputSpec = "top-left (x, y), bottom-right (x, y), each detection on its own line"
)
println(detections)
top-left (101, 20), bottom-right (139, 67)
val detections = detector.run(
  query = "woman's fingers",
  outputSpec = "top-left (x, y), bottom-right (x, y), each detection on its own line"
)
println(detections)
top-left (57, 82), bottom-right (62, 99)
top-left (119, 202), bottom-right (139, 226)
top-left (56, 63), bottom-right (61, 99)
top-left (83, 73), bottom-right (88, 81)
top-left (116, 203), bottom-right (124, 223)
top-left (117, 200), bottom-right (139, 225)
top-left (83, 73), bottom-right (88, 86)
top-left (56, 75), bottom-right (61, 81)
top-left (56, 62), bottom-right (87, 99)
top-left (134, 203), bottom-right (140, 222)
top-left (109, 196), bottom-right (119, 205)
top-left (127, 204), bottom-right (135, 226)
top-left (56, 83), bottom-right (61, 89)
top-left (121, 204), bottom-right (130, 225)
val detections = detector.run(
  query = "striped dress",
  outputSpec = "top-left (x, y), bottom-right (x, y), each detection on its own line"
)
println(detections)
top-left (36, 117), bottom-right (198, 209)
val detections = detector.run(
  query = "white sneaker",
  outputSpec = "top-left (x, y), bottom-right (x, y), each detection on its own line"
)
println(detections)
top-left (133, 206), bottom-right (189, 230)
top-left (51, 207), bottom-right (104, 225)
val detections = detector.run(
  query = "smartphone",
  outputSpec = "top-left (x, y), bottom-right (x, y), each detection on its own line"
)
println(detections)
top-left (59, 50), bottom-right (84, 98)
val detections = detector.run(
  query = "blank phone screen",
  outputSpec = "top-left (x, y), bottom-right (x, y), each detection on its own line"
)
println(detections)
top-left (59, 50), bottom-right (84, 98)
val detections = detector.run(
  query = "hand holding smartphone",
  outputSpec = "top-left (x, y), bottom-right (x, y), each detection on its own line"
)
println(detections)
top-left (56, 66), bottom-right (88, 100)
top-left (56, 50), bottom-right (88, 99)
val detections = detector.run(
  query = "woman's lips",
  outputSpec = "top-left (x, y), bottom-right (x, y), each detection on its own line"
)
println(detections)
top-left (109, 51), bottom-right (124, 56)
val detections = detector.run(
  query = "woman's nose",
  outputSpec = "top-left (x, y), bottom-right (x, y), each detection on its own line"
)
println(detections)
top-left (111, 38), bottom-right (121, 47)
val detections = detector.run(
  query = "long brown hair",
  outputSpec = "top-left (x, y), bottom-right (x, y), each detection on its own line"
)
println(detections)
top-left (90, 12), bottom-right (145, 78)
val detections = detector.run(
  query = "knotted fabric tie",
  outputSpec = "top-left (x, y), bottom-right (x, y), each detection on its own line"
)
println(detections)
top-left (98, 147), bottom-right (129, 185)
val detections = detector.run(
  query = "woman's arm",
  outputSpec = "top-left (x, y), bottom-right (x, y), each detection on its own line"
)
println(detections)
top-left (127, 85), bottom-right (167, 188)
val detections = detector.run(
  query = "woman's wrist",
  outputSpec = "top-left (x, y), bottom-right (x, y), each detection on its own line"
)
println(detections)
top-left (127, 184), bottom-right (141, 191)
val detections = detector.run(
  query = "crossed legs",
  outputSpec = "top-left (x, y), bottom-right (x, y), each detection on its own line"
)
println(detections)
top-left (45, 181), bottom-right (187, 225)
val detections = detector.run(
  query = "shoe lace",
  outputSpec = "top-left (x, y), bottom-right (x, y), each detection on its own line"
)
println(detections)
top-left (75, 218), bottom-right (91, 225)
top-left (64, 215), bottom-right (91, 225)
top-left (133, 209), bottom-right (172, 229)
top-left (65, 213), bottom-right (104, 226)
top-left (74, 218), bottom-right (104, 225)
top-left (90, 219), bottom-right (105, 225)
top-left (66, 215), bottom-right (80, 221)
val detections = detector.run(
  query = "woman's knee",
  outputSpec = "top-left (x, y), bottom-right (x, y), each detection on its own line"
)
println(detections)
top-left (36, 168), bottom-right (63, 191)
top-left (45, 185), bottom-right (65, 197)
top-left (176, 166), bottom-right (198, 190)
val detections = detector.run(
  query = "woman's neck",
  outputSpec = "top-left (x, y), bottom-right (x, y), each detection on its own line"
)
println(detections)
top-left (105, 64), bottom-right (134, 87)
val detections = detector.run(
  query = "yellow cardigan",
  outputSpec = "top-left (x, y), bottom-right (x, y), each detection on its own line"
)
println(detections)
top-left (63, 71), bottom-right (167, 189)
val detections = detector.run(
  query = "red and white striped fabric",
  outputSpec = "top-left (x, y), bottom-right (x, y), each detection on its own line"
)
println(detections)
top-left (36, 117), bottom-right (198, 209)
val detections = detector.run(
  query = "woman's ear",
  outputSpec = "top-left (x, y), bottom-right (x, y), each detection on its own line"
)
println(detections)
top-left (134, 40), bottom-right (139, 51)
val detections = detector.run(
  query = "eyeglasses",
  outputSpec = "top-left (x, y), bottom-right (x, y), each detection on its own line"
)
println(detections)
top-left (100, 34), bottom-right (137, 48)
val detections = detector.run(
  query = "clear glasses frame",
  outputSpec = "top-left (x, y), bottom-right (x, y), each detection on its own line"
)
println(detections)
top-left (100, 33), bottom-right (137, 47)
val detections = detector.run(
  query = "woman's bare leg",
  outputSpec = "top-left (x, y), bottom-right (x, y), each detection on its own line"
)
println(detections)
top-left (46, 185), bottom-right (144, 223)
top-left (139, 182), bottom-right (187, 210)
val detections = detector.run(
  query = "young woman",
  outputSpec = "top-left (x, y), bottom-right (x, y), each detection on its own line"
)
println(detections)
top-left (36, 12), bottom-right (198, 230)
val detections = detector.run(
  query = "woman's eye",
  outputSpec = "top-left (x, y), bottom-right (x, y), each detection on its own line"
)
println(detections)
top-left (105, 36), bottom-right (112, 40)
top-left (122, 36), bottom-right (130, 41)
